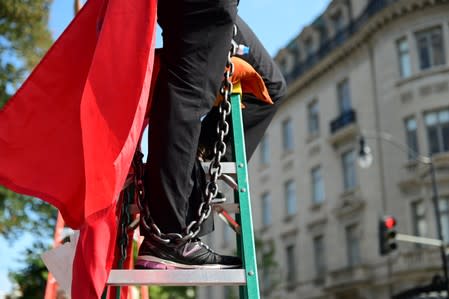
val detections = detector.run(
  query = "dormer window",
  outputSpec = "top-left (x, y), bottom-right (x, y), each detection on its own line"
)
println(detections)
top-left (275, 49), bottom-right (295, 75)
top-left (287, 41), bottom-right (301, 62)
top-left (305, 37), bottom-right (314, 57)
top-left (332, 11), bottom-right (345, 33)
top-left (278, 57), bottom-right (289, 74)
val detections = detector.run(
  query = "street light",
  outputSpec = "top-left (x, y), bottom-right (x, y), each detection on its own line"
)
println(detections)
top-left (358, 131), bottom-right (449, 296)
top-left (358, 136), bottom-right (373, 169)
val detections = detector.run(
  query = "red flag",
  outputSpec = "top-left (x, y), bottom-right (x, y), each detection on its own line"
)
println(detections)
top-left (0, 0), bottom-right (157, 297)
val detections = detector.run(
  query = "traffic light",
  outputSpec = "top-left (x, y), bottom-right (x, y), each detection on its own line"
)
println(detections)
top-left (379, 216), bottom-right (397, 256)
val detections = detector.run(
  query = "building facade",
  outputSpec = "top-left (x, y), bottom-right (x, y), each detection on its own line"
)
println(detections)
top-left (197, 0), bottom-right (449, 298)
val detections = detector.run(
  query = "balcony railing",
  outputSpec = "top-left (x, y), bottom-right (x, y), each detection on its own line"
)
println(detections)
top-left (284, 0), bottom-right (393, 84)
top-left (330, 109), bottom-right (357, 134)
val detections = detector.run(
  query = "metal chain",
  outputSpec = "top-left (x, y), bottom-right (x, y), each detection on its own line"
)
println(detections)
top-left (138, 25), bottom-right (238, 245)
top-left (118, 157), bottom-right (139, 267)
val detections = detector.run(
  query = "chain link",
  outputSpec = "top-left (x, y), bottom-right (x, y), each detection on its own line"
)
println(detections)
top-left (117, 154), bottom-right (140, 267)
top-left (137, 25), bottom-right (238, 245)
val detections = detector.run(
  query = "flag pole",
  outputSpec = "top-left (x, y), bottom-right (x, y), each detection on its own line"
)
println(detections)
top-left (74, 0), bottom-right (82, 15)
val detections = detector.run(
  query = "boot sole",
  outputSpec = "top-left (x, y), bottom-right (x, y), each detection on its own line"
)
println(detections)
top-left (135, 255), bottom-right (241, 270)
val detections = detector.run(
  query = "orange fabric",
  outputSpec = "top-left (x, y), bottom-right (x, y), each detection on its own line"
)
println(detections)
top-left (214, 56), bottom-right (273, 106)
top-left (231, 57), bottom-right (273, 104)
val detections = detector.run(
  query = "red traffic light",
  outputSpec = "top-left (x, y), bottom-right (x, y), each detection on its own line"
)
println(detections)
top-left (379, 216), bottom-right (398, 255)
top-left (384, 216), bottom-right (396, 229)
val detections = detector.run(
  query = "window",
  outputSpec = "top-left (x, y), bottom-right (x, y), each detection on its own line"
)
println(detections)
top-left (285, 180), bottom-right (297, 216)
top-left (424, 108), bottom-right (449, 154)
top-left (342, 150), bottom-right (357, 191)
top-left (313, 236), bottom-right (326, 280)
top-left (282, 119), bottom-right (294, 152)
top-left (346, 224), bottom-right (361, 266)
top-left (287, 42), bottom-right (301, 61)
top-left (262, 192), bottom-right (272, 227)
top-left (332, 11), bottom-right (345, 33)
top-left (415, 27), bottom-right (446, 70)
top-left (279, 57), bottom-right (289, 74)
top-left (305, 38), bottom-right (314, 57)
top-left (311, 166), bottom-right (325, 204)
top-left (333, 11), bottom-right (346, 44)
top-left (285, 244), bottom-right (297, 286)
top-left (397, 38), bottom-right (412, 78)
top-left (337, 79), bottom-right (352, 113)
top-left (308, 100), bottom-right (320, 136)
top-left (439, 197), bottom-right (449, 242)
top-left (405, 117), bottom-right (419, 159)
top-left (412, 201), bottom-right (427, 237)
top-left (260, 135), bottom-right (270, 165)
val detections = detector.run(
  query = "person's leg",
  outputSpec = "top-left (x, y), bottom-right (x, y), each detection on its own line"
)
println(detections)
top-left (137, 0), bottom-right (241, 269)
top-left (198, 16), bottom-right (286, 162)
top-left (145, 0), bottom-right (237, 235)
top-left (234, 16), bottom-right (287, 160)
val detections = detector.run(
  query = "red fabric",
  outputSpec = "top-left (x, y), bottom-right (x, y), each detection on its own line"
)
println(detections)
top-left (0, 0), bottom-right (157, 297)
top-left (104, 192), bottom-right (137, 299)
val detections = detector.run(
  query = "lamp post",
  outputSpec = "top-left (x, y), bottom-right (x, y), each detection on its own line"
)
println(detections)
top-left (358, 131), bottom-right (449, 296)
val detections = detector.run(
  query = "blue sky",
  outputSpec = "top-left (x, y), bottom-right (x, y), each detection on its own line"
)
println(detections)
top-left (0, 0), bottom-right (330, 295)
top-left (49, 0), bottom-right (330, 56)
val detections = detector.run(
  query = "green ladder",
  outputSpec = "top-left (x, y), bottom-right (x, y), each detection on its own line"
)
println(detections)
top-left (107, 83), bottom-right (260, 299)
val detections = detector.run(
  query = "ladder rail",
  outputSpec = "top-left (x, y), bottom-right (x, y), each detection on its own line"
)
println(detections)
top-left (230, 92), bottom-right (261, 299)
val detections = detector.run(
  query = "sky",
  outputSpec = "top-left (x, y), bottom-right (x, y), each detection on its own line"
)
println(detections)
top-left (0, 0), bottom-right (330, 296)
top-left (48, 0), bottom-right (330, 56)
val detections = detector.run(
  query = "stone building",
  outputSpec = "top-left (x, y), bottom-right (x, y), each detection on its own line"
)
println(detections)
top-left (197, 0), bottom-right (449, 298)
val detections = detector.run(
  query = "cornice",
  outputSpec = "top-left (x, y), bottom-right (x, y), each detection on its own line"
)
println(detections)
top-left (285, 0), bottom-right (449, 98)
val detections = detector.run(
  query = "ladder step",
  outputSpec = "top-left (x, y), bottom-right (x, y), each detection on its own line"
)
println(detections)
top-left (107, 269), bottom-right (246, 286)
top-left (202, 162), bottom-right (236, 175)
top-left (213, 203), bottom-right (240, 214)
top-left (220, 173), bottom-right (238, 190)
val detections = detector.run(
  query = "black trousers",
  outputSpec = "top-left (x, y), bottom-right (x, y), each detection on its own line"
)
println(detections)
top-left (144, 2), bottom-right (286, 237)
top-left (200, 16), bottom-right (287, 162)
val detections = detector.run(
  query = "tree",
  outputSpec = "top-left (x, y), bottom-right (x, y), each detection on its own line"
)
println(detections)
top-left (255, 237), bottom-right (281, 296)
top-left (7, 242), bottom-right (50, 299)
top-left (0, 189), bottom-right (57, 241)
top-left (0, 0), bottom-right (53, 108)
top-left (0, 0), bottom-right (56, 241)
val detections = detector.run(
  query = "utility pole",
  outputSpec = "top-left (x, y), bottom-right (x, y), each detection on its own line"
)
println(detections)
top-left (429, 159), bottom-right (449, 296)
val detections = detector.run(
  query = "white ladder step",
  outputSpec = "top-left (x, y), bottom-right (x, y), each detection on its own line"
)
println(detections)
top-left (107, 269), bottom-right (246, 286)
top-left (202, 162), bottom-right (236, 175)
